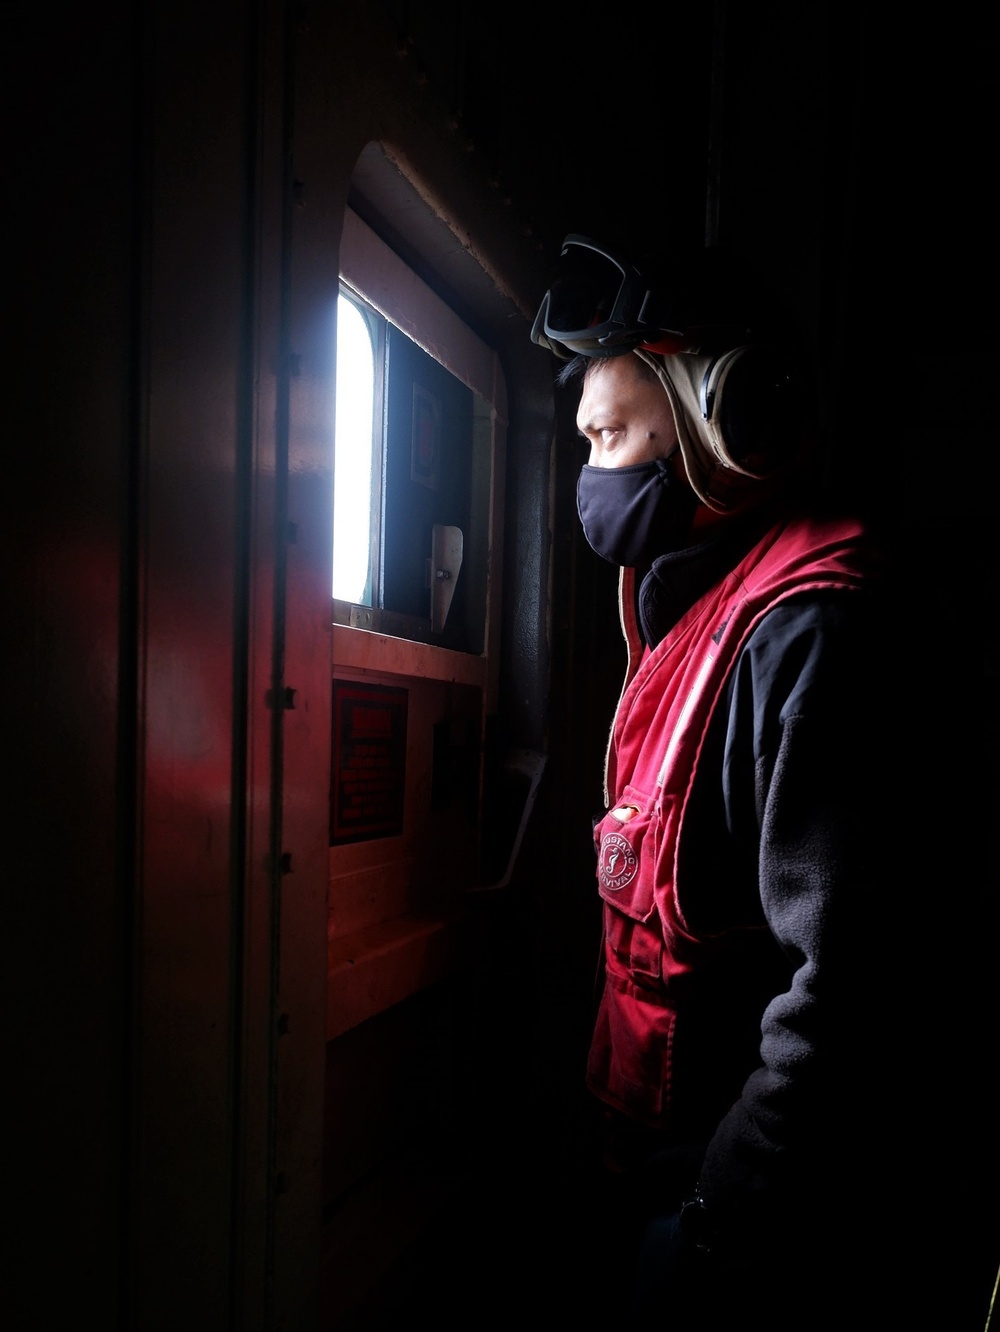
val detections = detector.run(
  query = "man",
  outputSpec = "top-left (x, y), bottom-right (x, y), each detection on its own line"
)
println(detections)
top-left (530, 237), bottom-right (991, 1327)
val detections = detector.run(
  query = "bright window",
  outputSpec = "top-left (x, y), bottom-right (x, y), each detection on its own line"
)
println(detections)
top-left (333, 291), bottom-right (377, 604)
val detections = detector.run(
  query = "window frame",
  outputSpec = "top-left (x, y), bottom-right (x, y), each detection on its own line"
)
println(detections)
top-left (334, 207), bottom-right (507, 695)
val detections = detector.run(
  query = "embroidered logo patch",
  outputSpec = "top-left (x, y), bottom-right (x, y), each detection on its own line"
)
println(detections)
top-left (598, 831), bottom-right (638, 892)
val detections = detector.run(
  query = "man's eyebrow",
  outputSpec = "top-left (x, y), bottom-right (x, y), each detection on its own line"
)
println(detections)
top-left (577, 411), bottom-right (609, 433)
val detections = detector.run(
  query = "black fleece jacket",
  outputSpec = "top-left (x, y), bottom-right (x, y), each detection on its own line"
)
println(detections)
top-left (630, 509), bottom-right (916, 1252)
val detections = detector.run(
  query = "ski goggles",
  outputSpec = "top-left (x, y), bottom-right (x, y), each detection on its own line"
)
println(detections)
top-left (530, 235), bottom-right (695, 360)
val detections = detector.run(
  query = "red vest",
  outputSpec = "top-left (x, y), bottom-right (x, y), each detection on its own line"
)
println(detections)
top-left (586, 512), bottom-right (878, 1129)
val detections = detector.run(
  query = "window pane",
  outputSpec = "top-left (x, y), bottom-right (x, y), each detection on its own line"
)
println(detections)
top-left (333, 294), bottom-right (376, 603)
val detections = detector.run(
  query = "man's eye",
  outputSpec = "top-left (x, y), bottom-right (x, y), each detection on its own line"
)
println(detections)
top-left (600, 428), bottom-right (620, 444)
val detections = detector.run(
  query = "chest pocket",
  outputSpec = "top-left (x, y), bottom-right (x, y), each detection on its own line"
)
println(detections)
top-left (593, 783), bottom-right (675, 985)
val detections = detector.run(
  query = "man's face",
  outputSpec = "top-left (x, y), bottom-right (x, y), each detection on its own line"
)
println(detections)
top-left (575, 353), bottom-right (680, 469)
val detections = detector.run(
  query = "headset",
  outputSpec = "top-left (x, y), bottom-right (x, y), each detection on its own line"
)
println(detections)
top-left (531, 235), bottom-right (811, 472)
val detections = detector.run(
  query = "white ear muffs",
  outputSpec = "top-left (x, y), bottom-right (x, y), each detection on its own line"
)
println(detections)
top-left (700, 345), bottom-right (803, 478)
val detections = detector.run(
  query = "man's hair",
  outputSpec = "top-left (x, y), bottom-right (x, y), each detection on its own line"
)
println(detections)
top-left (555, 350), bottom-right (659, 389)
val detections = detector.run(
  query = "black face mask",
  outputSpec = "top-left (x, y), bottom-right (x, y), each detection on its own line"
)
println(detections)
top-left (576, 457), bottom-right (698, 566)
